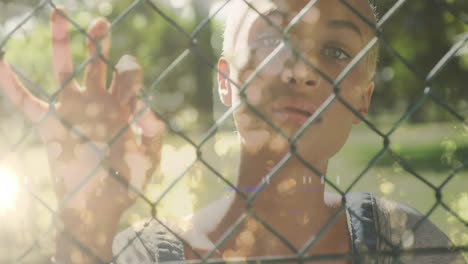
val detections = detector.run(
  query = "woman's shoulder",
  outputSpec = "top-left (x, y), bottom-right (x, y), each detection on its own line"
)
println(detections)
top-left (111, 193), bottom-right (466, 263)
top-left (345, 192), bottom-right (466, 263)
top-left (112, 218), bottom-right (185, 263)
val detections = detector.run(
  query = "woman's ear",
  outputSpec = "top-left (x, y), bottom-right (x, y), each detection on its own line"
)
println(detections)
top-left (352, 81), bottom-right (375, 125)
top-left (218, 58), bottom-right (232, 107)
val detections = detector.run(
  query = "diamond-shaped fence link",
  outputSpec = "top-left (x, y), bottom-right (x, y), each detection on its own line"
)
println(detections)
top-left (0, 0), bottom-right (467, 263)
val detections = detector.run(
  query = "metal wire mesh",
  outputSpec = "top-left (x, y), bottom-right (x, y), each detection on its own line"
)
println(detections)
top-left (0, 0), bottom-right (467, 263)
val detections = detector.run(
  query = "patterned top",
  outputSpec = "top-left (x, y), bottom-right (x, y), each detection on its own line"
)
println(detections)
top-left (112, 192), bottom-right (466, 263)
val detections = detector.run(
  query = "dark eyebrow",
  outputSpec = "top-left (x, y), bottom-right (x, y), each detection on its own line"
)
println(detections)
top-left (328, 20), bottom-right (362, 36)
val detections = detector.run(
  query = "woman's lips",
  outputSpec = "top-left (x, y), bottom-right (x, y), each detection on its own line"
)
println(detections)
top-left (272, 109), bottom-right (322, 126)
top-left (271, 100), bottom-right (323, 126)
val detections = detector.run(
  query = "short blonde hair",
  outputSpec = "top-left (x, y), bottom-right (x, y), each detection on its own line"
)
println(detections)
top-left (222, 0), bottom-right (380, 81)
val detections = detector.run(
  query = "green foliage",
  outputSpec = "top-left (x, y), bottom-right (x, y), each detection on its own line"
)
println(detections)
top-left (3, 0), bottom-right (215, 136)
top-left (5, 22), bottom-right (55, 98)
top-left (372, 0), bottom-right (468, 123)
top-left (376, 141), bottom-right (468, 172)
top-left (105, 1), bottom-right (216, 135)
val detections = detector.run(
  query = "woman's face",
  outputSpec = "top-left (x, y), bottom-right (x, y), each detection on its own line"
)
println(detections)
top-left (220, 0), bottom-right (376, 163)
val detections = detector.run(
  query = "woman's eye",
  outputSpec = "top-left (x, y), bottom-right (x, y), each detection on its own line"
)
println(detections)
top-left (258, 36), bottom-right (282, 48)
top-left (322, 46), bottom-right (351, 61)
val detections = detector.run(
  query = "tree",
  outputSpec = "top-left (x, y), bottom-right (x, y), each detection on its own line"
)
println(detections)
top-left (372, 0), bottom-right (468, 123)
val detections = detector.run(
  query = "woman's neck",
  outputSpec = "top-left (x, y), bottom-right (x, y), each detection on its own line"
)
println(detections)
top-left (199, 148), bottom-right (346, 259)
top-left (235, 148), bottom-right (330, 216)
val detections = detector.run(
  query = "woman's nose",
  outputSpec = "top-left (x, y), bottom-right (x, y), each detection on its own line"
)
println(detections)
top-left (280, 54), bottom-right (320, 87)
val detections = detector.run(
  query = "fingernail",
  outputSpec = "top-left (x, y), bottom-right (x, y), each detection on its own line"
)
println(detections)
top-left (115, 54), bottom-right (140, 73)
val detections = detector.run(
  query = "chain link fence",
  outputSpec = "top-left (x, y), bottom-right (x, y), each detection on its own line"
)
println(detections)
top-left (0, 0), bottom-right (467, 263)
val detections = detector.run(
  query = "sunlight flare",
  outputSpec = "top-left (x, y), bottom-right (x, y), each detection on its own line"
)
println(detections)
top-left (0, 167), bottom-right (19, 212)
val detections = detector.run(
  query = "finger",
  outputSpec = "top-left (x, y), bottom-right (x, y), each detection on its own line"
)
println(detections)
top-left (84, 17), bottom-right (111, 93)
top-left (51, 7), bottom-right (79, 99)
top-left (0, 58), bottom-right (48, 122)
top-left (112, 101), bottom-right (165, 202)
top-left (110, 55), bottom-right (143, 108)
top-left (139, 107), bottom-right (165, 188)
top-left (135, 100), bottom-right (165, 156)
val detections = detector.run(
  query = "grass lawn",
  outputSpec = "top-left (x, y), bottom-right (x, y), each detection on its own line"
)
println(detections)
top-left (331, 122), bottom-right (468, 261)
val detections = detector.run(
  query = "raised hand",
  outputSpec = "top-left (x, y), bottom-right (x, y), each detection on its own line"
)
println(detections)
top-left (0, 7), bottom-right (165, 263)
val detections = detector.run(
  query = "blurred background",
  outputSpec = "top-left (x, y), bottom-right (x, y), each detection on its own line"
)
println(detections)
top-left (0, 0), bottom-right (467, 262)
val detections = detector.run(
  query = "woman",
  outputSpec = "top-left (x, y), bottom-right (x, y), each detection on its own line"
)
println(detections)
top-left (0, 0), bottom-right (464, 263)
